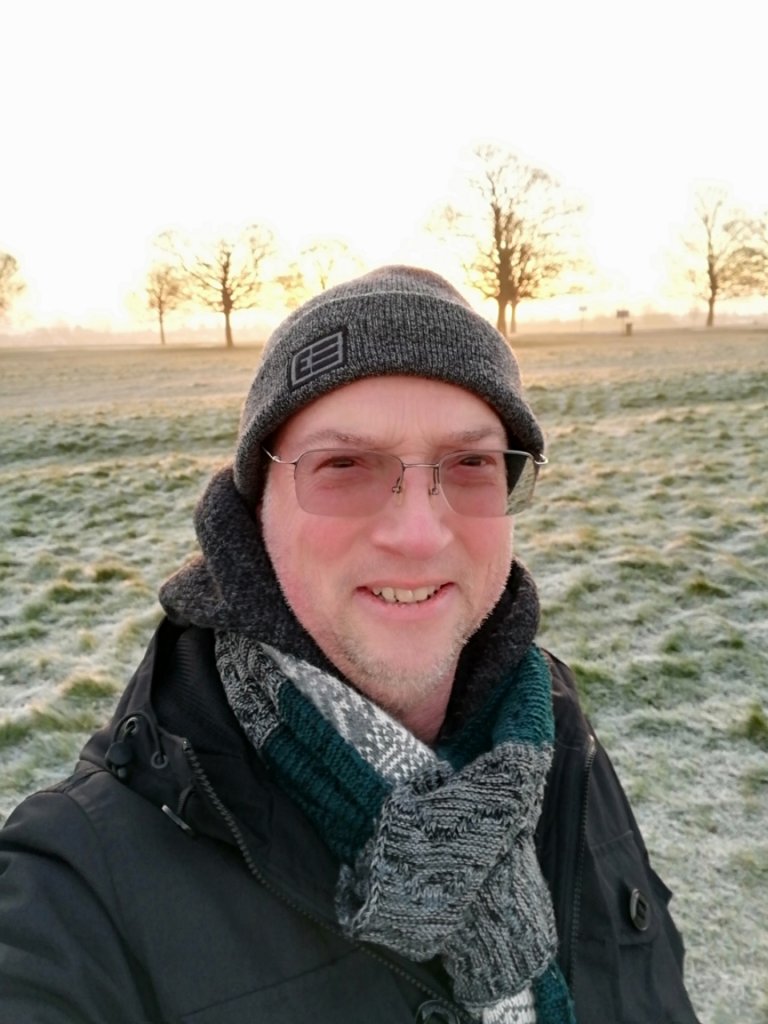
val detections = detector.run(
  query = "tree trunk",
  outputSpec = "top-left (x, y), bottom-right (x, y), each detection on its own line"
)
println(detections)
top-left (496, 299), bottom-right (508, 339)
top-left (509, 301), bottom-right (518, 335)
top-left (159, 310), bottom-right (166, 345)
top-left (706, 293), bottom-right (715, 327)
top-left (224, 309), bottom-right (234, 348)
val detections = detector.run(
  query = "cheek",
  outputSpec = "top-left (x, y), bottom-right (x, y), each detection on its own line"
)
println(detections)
top-left (468, 520), bottom-right (515, 611)
top-left (465, 518), bottom-right (514, 570)
top-left (261, 480), bottom-right (357, 593)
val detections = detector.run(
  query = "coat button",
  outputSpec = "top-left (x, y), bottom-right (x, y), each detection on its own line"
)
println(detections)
top-left (629, 888), bottom-right (651, 931)
top-left (106, 741), bottom-right (133, 781)
top-left (416, 1000), bottom-right (460, 1023)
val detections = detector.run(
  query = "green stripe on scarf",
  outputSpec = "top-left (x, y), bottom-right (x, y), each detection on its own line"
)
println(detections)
top-left (266, 683), bottom-right (392, 861)
top-left (438, 646), bottom-right (555, 770)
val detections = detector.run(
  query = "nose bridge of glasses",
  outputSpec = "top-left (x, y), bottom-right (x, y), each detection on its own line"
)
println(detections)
top-left (392, 460), bottom-right (441, 499)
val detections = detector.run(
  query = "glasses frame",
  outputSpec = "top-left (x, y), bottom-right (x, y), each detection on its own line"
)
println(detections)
top-left (262, 446), bottom-right (548, 518)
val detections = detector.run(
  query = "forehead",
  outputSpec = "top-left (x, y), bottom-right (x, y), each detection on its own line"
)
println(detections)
top-left (273, 375), bottom-right (507, 452)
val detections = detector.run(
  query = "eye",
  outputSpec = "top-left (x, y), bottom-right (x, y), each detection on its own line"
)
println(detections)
top-left (310, 451), bottom-right (377, 474)
top-left (442, 452), bottom-right (504, 489)
top-left (451, 452), bottom-right (499, 469)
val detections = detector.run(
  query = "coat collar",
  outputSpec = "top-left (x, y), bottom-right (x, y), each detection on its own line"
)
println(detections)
top-left (79, 617), bottom-right (460, 1002)
top-left (80, 619), bottom-right (360, 927)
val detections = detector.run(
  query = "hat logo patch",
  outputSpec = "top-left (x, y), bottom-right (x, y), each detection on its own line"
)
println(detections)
top-left (290, 330), bottom-right (348, 389)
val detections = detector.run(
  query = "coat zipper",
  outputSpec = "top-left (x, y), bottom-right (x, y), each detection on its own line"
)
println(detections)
top-left (182, 741), bottom-right (472, 1023)
top-left (567, 732), bottom-right (596, 990)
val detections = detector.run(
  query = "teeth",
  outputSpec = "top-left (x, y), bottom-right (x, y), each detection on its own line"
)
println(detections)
top-left (371, 585), bottom-right (440, 604)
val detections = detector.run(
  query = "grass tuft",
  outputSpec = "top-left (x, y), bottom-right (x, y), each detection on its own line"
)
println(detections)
top-left (9, 524), bottom-right (34, 538)
top-left (29, 704), bottom-right (102, 734)
top-left (658, 656), bottom-right (700, 681)
top-left (741, 766), bottom-right (768, 799)
top-left (732, 702), bottom-right (768, 750)
top-left (77, 629), bottom-right (98, 653)
top-left (46, 581), bottom-right (92, 604)
top-left (715, 630), bottom-right (745, 650)
top-left (685, 573), bottom-right (729, 598)
top-left (60, 674), bottom-right (119, 702)
top-left (0, 622), bottom-right (47, 647)
top-left (568, 661), bottom-right (614, 715)
top-left (660, 628), bottom-right (687, 654)
top-left (92, 560), bottom-right (139, 584)
top-left (0, 719), bottom-right (33, 750)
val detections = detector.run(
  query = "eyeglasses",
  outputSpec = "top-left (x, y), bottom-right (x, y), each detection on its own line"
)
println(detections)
top-left (262, 447), bottom-right (547, 518)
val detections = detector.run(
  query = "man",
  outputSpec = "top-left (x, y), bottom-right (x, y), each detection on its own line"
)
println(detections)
top-left (0, 267), bottom-right (698, 1023)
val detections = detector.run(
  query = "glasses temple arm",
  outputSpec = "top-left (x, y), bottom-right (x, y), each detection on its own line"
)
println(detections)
top-left (261, 446), bottom-right (283, 464)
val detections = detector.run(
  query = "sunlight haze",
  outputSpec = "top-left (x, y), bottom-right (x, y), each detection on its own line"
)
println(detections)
top-left (2, 0), bottom-right (766, 330)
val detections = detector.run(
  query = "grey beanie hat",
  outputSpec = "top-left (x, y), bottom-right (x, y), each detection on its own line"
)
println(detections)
top-left (233, 265), bottom-right (544, 506)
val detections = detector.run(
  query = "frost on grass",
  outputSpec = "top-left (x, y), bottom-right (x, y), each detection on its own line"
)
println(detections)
top-left (515, 329), bottom-right (768, 1024)
top-left (0, 345), bottom-right (259, 799)
top-left (1, 335), bottom-right (767, 1023)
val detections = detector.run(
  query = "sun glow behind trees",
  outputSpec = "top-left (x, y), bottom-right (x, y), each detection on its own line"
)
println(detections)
top-left (1, 0), bottom-right (768, 330)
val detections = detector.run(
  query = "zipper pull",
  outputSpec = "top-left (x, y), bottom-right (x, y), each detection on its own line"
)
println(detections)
top-left (162, 804), bottom-right (195, 837)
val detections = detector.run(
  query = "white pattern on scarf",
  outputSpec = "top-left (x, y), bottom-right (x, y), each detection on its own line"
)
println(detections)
top-left (261, 643), bottom-right (436, 784)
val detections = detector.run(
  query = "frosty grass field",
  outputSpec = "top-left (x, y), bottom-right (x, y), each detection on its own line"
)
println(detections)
top-left (1, 329), bottom-right (767, 1022)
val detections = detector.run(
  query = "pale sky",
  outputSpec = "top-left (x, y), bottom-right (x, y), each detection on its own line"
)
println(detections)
top-left (2, 0), bottom-right (767, 329)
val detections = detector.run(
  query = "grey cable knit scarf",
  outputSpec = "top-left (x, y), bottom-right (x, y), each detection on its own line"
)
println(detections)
top-left (216, 633), bottom-right (577, 1024)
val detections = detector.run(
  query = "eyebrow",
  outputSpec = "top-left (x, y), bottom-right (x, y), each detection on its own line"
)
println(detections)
top-left (291, 426), bottom-right (508, 451)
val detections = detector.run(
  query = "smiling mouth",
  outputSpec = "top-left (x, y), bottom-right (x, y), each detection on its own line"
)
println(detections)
top-left (369, 585), bottom-right (443, 605)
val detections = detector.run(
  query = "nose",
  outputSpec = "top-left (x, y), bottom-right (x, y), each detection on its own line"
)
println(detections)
top-left (369, 466), bottom-right (453, 559)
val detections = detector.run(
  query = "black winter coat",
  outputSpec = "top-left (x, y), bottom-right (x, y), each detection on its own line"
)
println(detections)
top-left (0, 620), bottom-right (700, 1023)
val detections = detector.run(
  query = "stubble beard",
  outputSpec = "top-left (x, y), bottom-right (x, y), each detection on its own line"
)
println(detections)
top-left (328, 621), bottom-right (471, 718)
top-left (318, 573), bottom-right (508, 719)
top-left (323, 546), bottom-right (515, 719)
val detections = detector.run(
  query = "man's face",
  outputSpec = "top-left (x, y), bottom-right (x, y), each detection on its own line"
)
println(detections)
top-left (260, 376), bottom-right (514, 722)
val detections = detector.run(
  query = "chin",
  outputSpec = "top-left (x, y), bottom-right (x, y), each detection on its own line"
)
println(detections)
top-left (331, 640), bottom-right (460, 714)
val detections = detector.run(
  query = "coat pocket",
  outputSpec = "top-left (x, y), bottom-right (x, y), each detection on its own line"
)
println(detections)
top-left (574, 830), bottom-right (698, 1023)
top-left (592, 830), bottom-right (663, 945)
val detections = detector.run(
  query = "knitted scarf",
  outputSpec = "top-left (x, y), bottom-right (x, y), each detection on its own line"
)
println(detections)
top-left (216, 631), bottom-right (577, 1024)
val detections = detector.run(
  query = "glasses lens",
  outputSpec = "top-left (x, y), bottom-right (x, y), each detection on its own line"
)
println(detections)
top-left (294, 450), bottom-right (400, 516)
top-left (440, 451), bottom-right (537, 517)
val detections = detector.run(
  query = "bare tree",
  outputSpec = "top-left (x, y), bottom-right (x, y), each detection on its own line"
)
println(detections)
top-left (0, 251), bottom-right (25, 318)
top-left (756, 212), bottom-right (768, 300)
top-left (431, 145), bottom-right (590, 337)
top-left (674, 186), bottom-right (762, 327)
top-left (274, 261), bottom-right (311, 311)
top-left (159, 225), bottom-right (276, 347)
top-left (143, 262), bottom-right (186, 344)
top-left (300, 238), bottom-right (364, 291)
top-left (277, 237), bottom-right (364, 310)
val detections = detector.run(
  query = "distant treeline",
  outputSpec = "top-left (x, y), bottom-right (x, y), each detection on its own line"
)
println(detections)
top-left (3, 144), bottom-right (768, 345)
